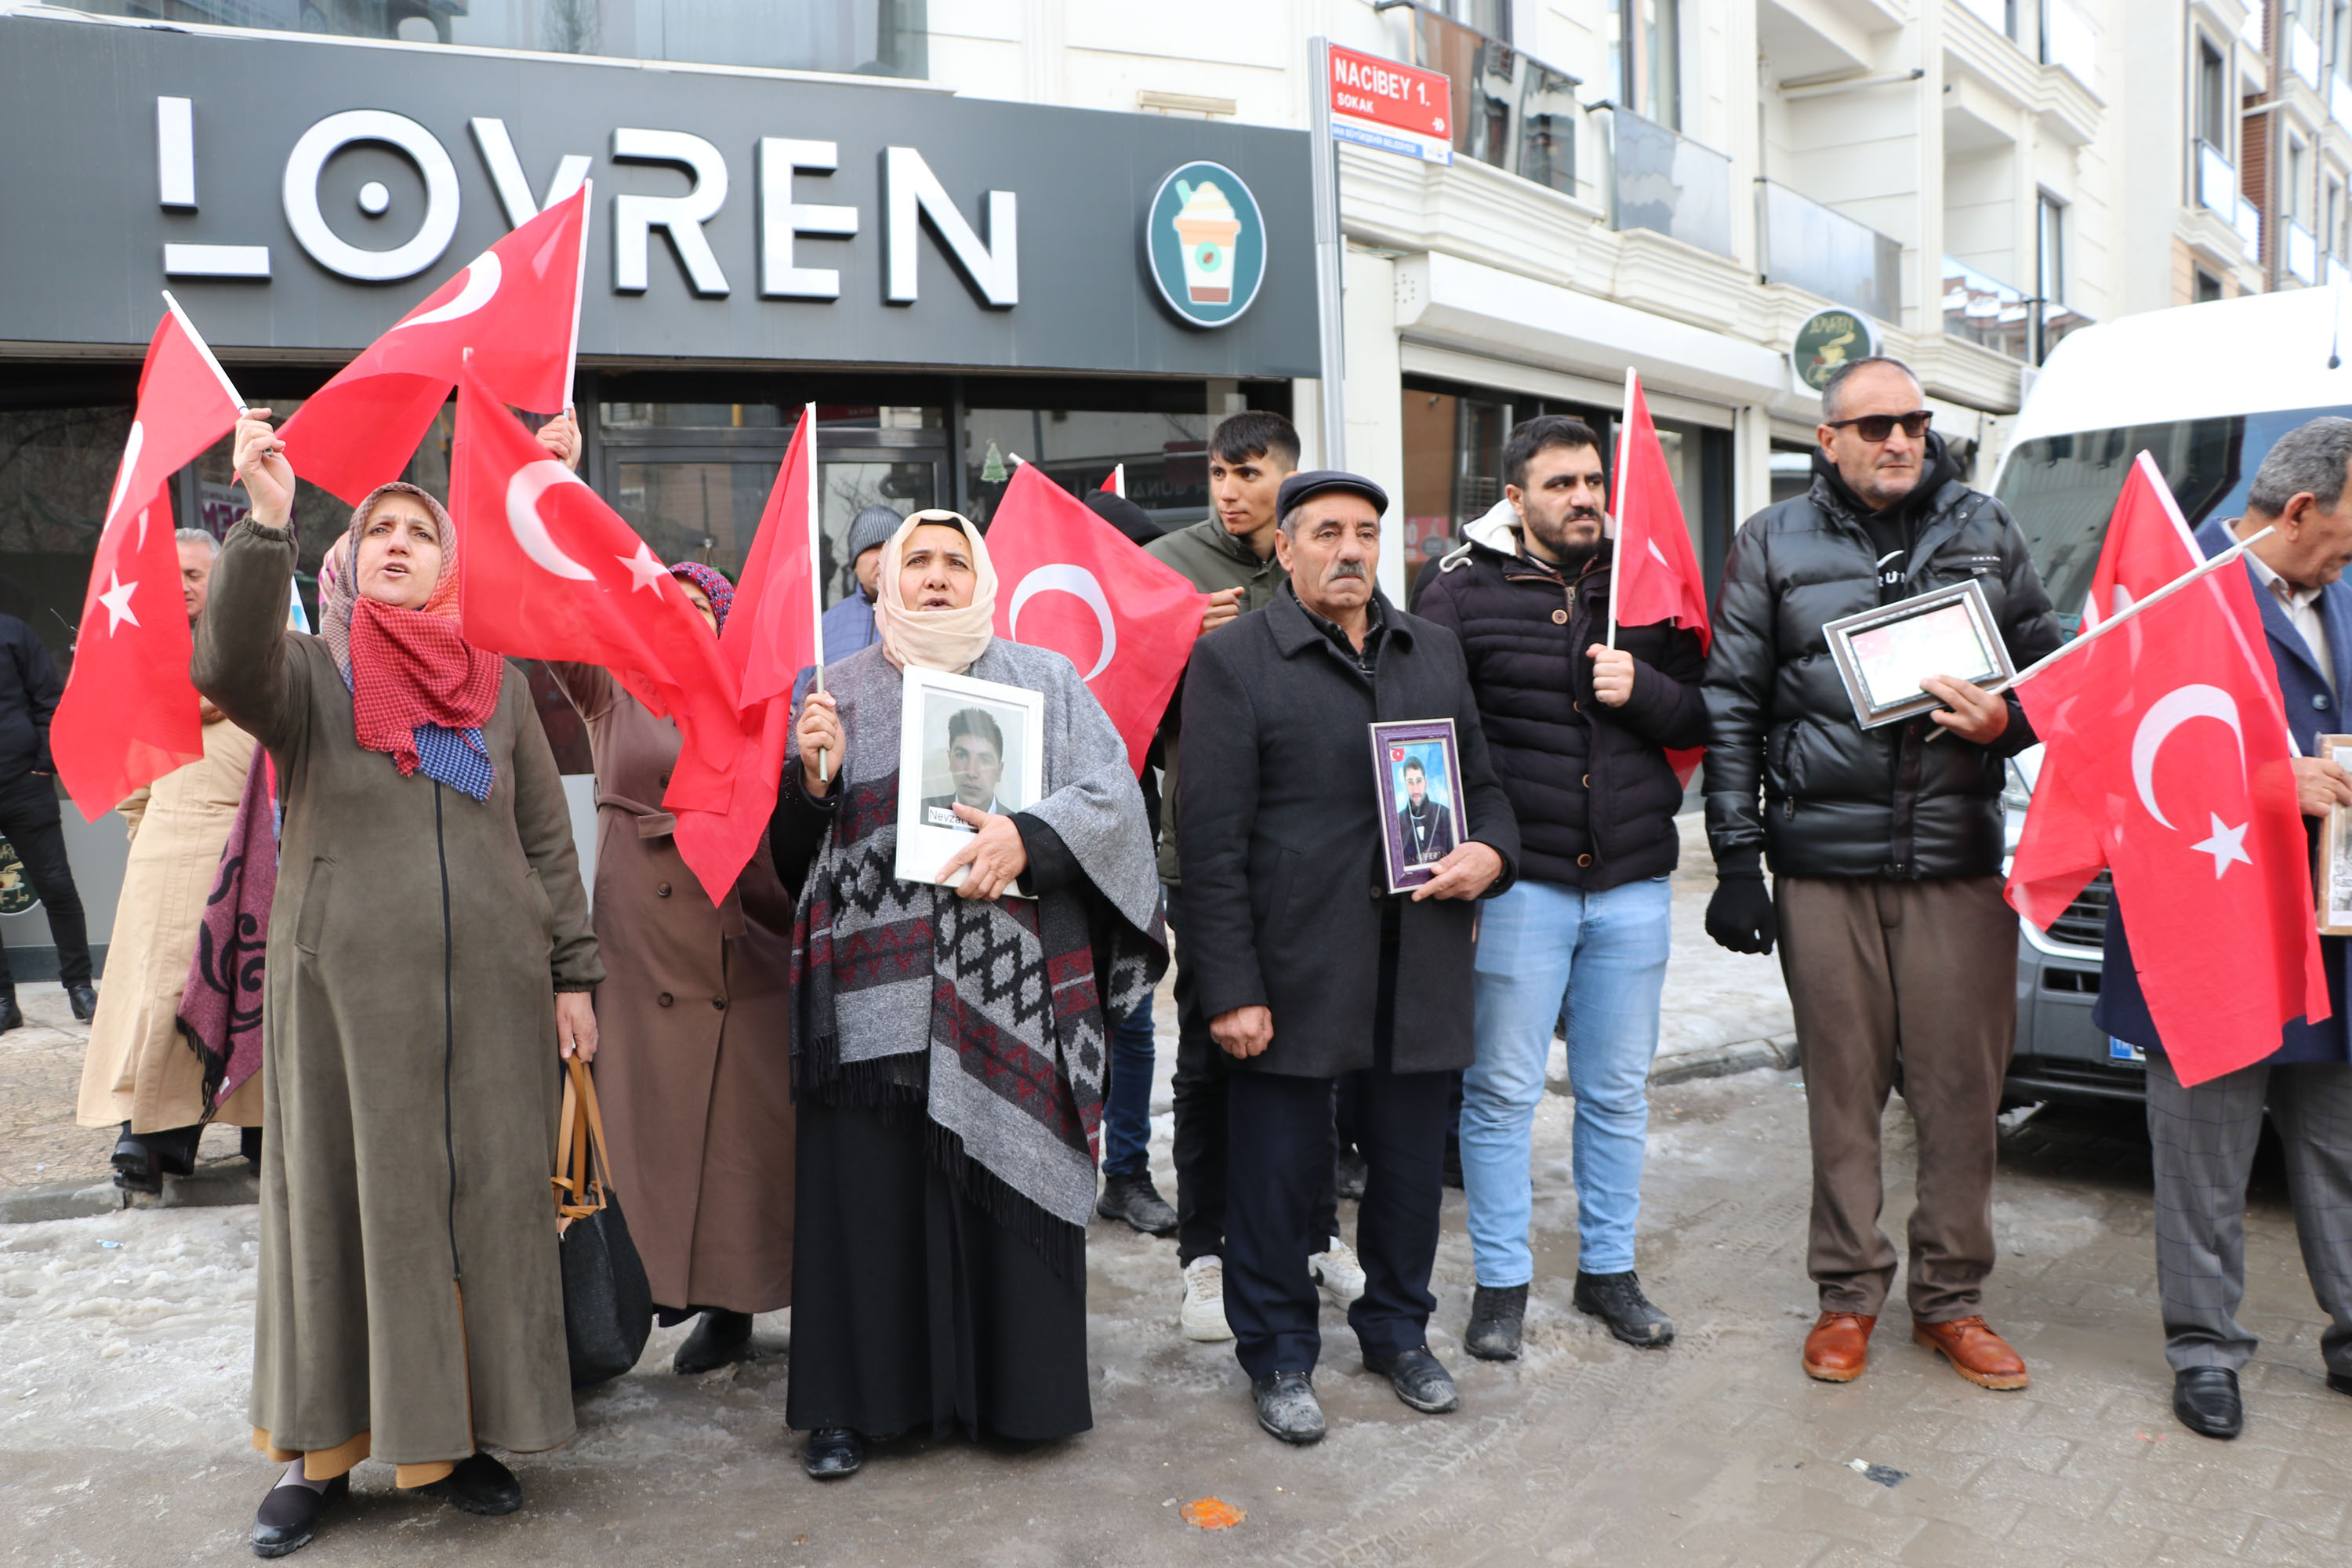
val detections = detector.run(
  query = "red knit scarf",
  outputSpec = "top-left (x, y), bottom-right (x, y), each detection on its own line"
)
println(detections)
top-left (349, 595), bottom-right (503, 776)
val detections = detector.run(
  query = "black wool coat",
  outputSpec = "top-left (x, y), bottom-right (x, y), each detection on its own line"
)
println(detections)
top-left (1177, 586), bottom-right (1519, 1079)
top-left (1414, 513), bottom-right (1706, 889)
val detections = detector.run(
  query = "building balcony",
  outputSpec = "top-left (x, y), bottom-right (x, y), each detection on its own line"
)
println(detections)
top-left (2332, 73), bottom-right (2352, 133)
top-left (2293, 24), bottom-right (2324, 90)
top-left (1943, 0), bottom-right (2102, 147)
top-left (1757, 180), bottom-right (1902, 321)
top-left (1606, 109), bottom-right (1734, 259)
top-left (1399, 3), bottom-right (1586, 201)
top-left (2195, 140), bottom-right (2238, 218)
top-left (2044, 0), bottom-right (2099, 93)
top-left (2289, 220), bottom-right (2319, 284)
top-left (1942, 256), bottom-right (2033, 361)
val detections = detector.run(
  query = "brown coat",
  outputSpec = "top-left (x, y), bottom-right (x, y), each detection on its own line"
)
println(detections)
top-left (194, 518), bottom-right (601, 1472)
top-left (550, 664), bottom-right (796, 1314)
top-left (76, 715), bottom-right (261, 1131)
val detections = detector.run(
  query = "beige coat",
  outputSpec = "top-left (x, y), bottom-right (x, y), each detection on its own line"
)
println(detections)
top-left (548, 663), bottom-right (796, 1314)
top-left (76, 717), bottom-right (262, 1131)
top-left (194, 518), bottom-right (601, 1477)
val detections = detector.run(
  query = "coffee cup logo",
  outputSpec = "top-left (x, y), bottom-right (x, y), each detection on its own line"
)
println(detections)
top-left (1145, 162), bottom-right (1266, 328)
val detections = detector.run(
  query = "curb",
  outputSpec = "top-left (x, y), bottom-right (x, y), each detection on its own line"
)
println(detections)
top-left (1650, 1033), bottom-right (1798, 1087)
top-left (0, 1159), bottom-right (259, 1223)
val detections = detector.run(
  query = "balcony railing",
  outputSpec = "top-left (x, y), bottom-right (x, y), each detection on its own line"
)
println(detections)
top-left (1942, 257), bottom-right (2034, 359)
top-left (1955, 0), bottom-right (2014, 40)
top-left (2241, 2), bottom-right (2266, 52)
top-left (2294, 24), bottom-right (2324, 88)
top-left (2237, 196), bottom-right (2263, 262)
top-left (1758, 180), bottom-right (1902, 321)
top-left (1608, 108), bottom-right (1733, 257)
top-left (2039, 300), bottom-right (2096, 360)
top-left (1404, 4), bottom-right (1584, 198)
top-left (2195, 139), bottom-right (2237, 218)
top-left (2332, 73), bottom-right (2352, 132)
top-left (2290, 220), bottom-right (2320, 283)
top-left (2044, 0), bottom-right (2099, 89)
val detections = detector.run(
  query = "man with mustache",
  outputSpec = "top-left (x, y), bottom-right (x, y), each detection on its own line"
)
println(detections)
top-left (1416, 416), bottom-right (1706, 1361)
top-left (1703, 356), bottom-right (2060, 1392)
top-left (1178, 469), bottom-right (1519, 1443)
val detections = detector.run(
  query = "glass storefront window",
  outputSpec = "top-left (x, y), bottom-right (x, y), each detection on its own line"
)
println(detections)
top-left (70, 0), bottom-right (929, 79)
top-left (960, 407), bottom-right (1210, 530)
top-left (0, 402), bottom-right (135, 673)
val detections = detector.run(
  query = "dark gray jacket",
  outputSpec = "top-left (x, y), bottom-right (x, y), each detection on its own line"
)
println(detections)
top-left (1703, 465), bottom-right (2062, 880)
top-left (1177, 586), bottom-right (1519, 1077)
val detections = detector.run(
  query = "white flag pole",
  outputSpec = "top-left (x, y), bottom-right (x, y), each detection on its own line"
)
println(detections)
top-left (160, 290), bottom-right (245, 410)
top-left (1999, 524), bottom-right (2276, 692)
top-left (1604, 367), bottom-right (1635, 652)
top-left (805, 402), bottom-right (830, 784)
top-left (562, 179), bottom-right (592, 419)
top-left (1114, 463), bottom-right (1126, 499)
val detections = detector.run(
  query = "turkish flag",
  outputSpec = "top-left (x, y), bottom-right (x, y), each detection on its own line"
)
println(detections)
top-left (52, 298), bottom-right (245, 819)
top-left (450, 363), bottom-right (759, 904)
top-left (1610, 369), bottom-right (1711, 785)
top-left (281, 183), bottom-right (590, 504)
top-left (664, 408), bottom-right (821, 903)
top-left (2006, 460), bottom-right (2325, 1084)
top-left (987, 460), bottom-right (1203, 770)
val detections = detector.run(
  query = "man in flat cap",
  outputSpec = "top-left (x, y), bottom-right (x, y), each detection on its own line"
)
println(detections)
top-left (1179, 469), bottom-right (1519, 1444)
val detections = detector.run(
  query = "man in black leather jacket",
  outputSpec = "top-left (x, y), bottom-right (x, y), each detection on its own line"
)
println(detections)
top-left (1701, 357), bottom-right (2061, 1393)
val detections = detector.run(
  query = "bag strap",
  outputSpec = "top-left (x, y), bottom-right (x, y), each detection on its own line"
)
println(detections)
top-left (552, 1056), bottom-right (612, 1232)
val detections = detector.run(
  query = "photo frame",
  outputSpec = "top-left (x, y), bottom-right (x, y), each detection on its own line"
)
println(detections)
top-left (2318, 735), bottom-right (2352, 936)
top-left (894, 665), bottom-right (1047, 892)
top-left (1371, 718), bottom-right (1465, 894)
top-left (1821, 579), bottom-right (2015, 730)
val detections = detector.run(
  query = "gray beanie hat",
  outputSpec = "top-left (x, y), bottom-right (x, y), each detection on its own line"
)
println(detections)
top-left (847, 504), bottom-right (903, 564)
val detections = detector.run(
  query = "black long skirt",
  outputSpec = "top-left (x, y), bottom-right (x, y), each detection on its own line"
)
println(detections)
top-left (786, 1098), bottom-right (1092, 1442)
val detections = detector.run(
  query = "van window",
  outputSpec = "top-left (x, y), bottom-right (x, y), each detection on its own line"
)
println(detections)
top-left (1999, 404), bottom-right (2352, 619)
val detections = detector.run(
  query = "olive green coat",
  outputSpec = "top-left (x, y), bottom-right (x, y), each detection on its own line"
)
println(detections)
top-left (194, 518), bottom-right (602, 1468)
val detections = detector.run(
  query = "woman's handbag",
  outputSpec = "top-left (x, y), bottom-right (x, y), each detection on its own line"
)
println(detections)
top-left (553, 1056), bottom-right (653, 1388)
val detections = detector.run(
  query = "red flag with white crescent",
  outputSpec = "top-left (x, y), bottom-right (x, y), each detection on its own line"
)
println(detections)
top-left (1609, 369), bottom-right (1711, 786)
top-left (2006, 457), bottom-right (2325, 1085)
top-left (52, 296), bottom-right (245, 818)
top-left (281, 182), bottom-right (590, 504)
top-left (987, 460), bottom-right (1203, 770)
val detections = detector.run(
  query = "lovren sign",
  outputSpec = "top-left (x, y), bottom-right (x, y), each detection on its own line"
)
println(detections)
top-left (0, 11), bottom-right (1317, 379)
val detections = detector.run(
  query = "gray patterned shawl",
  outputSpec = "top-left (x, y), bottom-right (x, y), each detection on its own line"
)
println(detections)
top-left (789, 639), bottom-right (1166, 1269)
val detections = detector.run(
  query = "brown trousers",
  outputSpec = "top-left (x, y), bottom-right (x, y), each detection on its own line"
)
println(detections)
top-left (1776, 875), bottom-right (2016, 1321)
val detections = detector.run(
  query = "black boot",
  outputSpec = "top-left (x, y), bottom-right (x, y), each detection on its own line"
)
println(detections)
top-left (114, 1123), bottom-right (201, 1192)
top-left (673, 1308), bottom-right (754, 1374)
top-left (1095, 1170), bottom-right (1178, 1236)
top-left (241, 1124), bottom-right (263, 1172)
top-left (804, 1427), bottom-right (865, 1479)
top-left (65, 982), bottom-right (96, 1022)
top-left (417, 1452), bottom-right (521, 1515)
top-left (1333, 1148), bottom-right (1368, 1202)
top-left (0, 989), bottom-right (21, 1034)
top-left (1573, 1270), bottom-right (1675, 1348)
top-left (1465, 1283), bottom-right (1529, 1361)
top-left (251, 1472), bottom-right (347, 1558)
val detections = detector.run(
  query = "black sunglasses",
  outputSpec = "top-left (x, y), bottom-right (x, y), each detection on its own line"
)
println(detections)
top-left (1825, 410), bottom-right (1933, 442)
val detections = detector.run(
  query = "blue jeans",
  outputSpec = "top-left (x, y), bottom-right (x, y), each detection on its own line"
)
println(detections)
top-left (1102, 995), bottom-right (1156, 1178)
top-left (1461, 876), bottom-right (1672, 1285)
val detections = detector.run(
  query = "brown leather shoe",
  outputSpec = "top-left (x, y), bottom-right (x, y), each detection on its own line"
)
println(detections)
top-left (1912, 1316), bottom-right (2030, 1390)
top-left (1802, 1311), bottom-right (1876, 1382)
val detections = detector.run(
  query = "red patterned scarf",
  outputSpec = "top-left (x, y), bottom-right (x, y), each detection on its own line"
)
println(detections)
top-left (350, 594), bottom-right (502, 777)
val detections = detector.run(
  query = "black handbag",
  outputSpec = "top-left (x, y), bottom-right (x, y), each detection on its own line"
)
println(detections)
top-left (554, 1057), bottom-right (653, 1388)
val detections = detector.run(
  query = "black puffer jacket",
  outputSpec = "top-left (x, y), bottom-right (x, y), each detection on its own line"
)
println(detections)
top-left (1704, 446), bottom-right (2062, 880)
top-left (0, 614), bottom-right (60, 781)
top-left (1415, 506), bottom-right (1705, 890)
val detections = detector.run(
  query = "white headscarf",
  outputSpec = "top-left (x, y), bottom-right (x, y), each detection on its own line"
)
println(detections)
top-left (873, 509), bottom-right (997, 674)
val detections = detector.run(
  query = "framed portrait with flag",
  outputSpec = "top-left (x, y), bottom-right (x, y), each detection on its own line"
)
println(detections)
top-left (1371, 717), bottom-right (1464, 894)
top-left (2320, 735), bottom-right (2352, 936)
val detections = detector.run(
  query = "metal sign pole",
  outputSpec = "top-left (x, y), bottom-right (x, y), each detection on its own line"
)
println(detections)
top-left (1308, 36), bottom-right (1348, 471)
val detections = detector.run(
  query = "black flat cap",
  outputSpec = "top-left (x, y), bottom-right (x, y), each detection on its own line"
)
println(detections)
top-left (1277, 469), bottom-right (1389, 518)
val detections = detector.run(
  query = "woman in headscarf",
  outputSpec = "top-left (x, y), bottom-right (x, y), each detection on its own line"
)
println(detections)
top-left (197, 409), bottom-right (601, 1559)
top-left (777, 510), bottom-right (1166, 1481)
top-left (545, 560), bottom-right (797, 1374)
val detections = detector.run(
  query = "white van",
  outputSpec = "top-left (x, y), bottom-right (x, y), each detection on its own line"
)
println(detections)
top-left (1991, 287), bottom-right (2352, 1105)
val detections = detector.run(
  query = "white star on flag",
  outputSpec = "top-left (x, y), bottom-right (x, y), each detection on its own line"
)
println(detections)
top-left (615, 541), bottom-right (669, 593)
top-left (2190, 812), bottom-right (2252, 877)
top-left (96, 571), bottom-right (140, 633)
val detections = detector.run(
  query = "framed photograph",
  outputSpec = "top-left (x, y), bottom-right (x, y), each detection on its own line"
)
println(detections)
top-left (2318, 735), bottom-right (2352, 935)
top-left (1821, 579), bottom-right (2015, 730)
top-left (1371, 718), bottom-right (1465, 894)
top-left (894, 665), bottom-right (1046, 892)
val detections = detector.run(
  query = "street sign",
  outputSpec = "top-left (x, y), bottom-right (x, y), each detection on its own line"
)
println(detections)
top-left (1327, 43), bottom-right (1454, 165)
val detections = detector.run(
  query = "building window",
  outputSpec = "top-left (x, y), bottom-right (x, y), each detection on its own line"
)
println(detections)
top-left (2290, 137), bottom-right (2311, 226)
top-left (1610, 0), bottom-right (1682, 130)
top-left (2194, 268), bottom-right (2224, 303)
top-left (2036, 191), bottom-right (2067, 310)
top-left (2197, 39), bottom-right (2227, 153)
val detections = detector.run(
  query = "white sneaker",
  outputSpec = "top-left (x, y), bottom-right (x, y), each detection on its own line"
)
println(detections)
top-left (1310, 1236), bottom-right (1367, 1306)
top-left (1181, 1255), bottom-right (1234, 1341)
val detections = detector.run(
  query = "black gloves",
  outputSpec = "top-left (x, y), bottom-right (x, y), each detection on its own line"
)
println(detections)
top-left (1704, 848), bottom-right (1777, 955)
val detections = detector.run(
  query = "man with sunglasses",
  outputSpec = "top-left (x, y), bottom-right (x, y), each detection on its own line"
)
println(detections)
top-left (1702, 356), bottom-right (2062, 1393)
